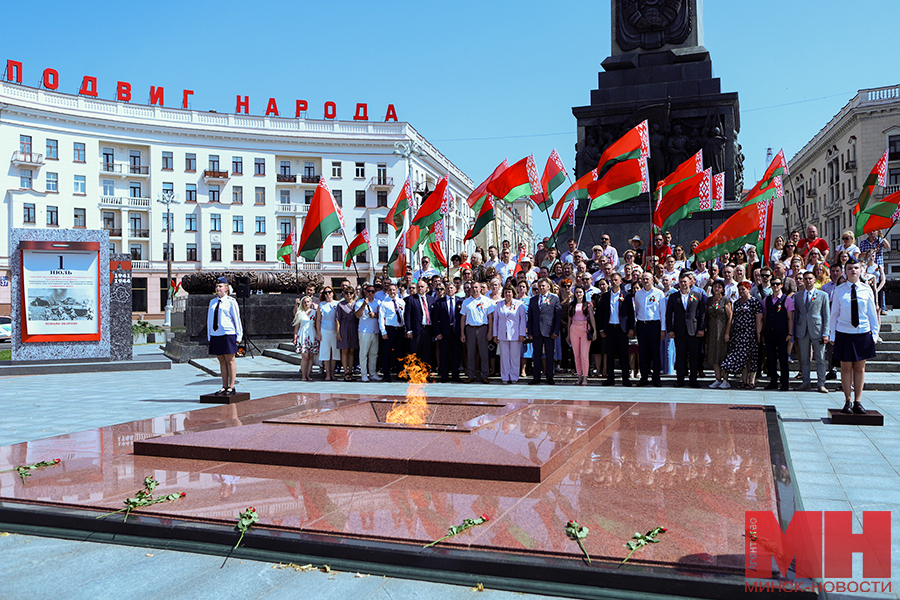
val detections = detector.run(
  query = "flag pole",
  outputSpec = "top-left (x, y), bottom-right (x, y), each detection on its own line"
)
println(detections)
top-left (340, 229), bottom-right (362, 281)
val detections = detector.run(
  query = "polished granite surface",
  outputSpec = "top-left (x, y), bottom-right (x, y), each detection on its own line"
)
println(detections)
top-left (0, 393), bottom-right (778, 573)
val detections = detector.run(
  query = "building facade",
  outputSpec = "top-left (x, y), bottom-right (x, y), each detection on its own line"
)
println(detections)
top-left (471, 196), bottom-right (534, 256)
top-left (0, 80), bottom-right (474, 319)
top-left (786, 85), bottom-right (900, 277)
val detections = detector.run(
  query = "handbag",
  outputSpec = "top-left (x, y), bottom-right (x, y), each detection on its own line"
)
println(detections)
top-left (586, 320), bottom-right (595, 341)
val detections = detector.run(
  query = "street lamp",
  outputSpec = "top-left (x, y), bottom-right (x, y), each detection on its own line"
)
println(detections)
top-left (157, 190), bottom-right (180, 327)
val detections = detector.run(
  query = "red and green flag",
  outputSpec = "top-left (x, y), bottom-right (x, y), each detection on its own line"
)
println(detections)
top-left (298, 179), bottom-right (344, 261)
top-left (693, 199), bottom-right (769, 264)
top-left (532, 149), bottom-right (568, 211)
top-left (657, 150), bottom-right (703, 199)
top-left (466, 159), bottom-right (508, 214)
top-left (465, 194), bottom-right (494, 241)
top-left (750, 148), bottom-right (789, 198)
top-left (586, 156), bottom-right (649, 212)
top-left (343, 228), bottom-right (370, 269)
top-left (595, 119), bottom-right (649, 177)
top-left (548, 199), bottom-right (576, 247)
top-left (277, 228), bottom-right (294, 266)
top-left (652, 168), bottom-right (712, 231)
top-left (167, 278), bottom-right (181, 299)
top-left (386, 231), bottom-right (407, 278)
top-left (553, 168), bottom-right (597, 219)
top-left (411, 173), bottom-right (450, 231)
top-left (422, 220), bottom-right (448, 270)
top-left (386, 177), bottom-right (412, 236)
top-left (855, 189), bottom-right (900, 238)
top-left (487, 155), bottom-right (543, 203)
top-left (713, 172), bottom-right (725, 211)
top-left (853, 150), bottom-right (888, 214)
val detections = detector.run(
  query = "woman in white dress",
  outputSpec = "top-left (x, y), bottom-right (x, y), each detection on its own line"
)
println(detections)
top-left (315, 287), bottom-right (340, 381)
top-left (292, 295), bottom-right (318, 381)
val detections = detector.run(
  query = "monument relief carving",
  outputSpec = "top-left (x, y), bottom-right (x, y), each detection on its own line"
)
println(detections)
top-left (616, 0), bottom-right (693, 51)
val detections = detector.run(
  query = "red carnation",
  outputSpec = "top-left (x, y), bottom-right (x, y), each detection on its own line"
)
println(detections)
top-left (248, 507), bottom-right (255, 512)
top-left (660, 527), bottom-right (667, 532)
top-left (54, 458), bottom-right (61, 463)
top-left (481, 514), bottom-right (489, 521)
top-left (179, 492), bottom-right (186, 497)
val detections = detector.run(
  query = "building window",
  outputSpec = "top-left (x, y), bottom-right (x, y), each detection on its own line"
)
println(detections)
top-left (356, 190), bottom-right (366, 208)
top-left (378, 218), bottom-right (388, 234)
top-left (210, 213), bottom-right (222, 231)
top-left (280, 189), bottom-right (291, 205)
top-left (186, 213), bottom-right (197, 231)
top-left (332, 246), bottom-right (343, 263)
top-left (209, 184), bottom-right (220, 203)
top-left (185, 183), bottom-right (197, 202)
top-left (20, 169), bottom-right (32, 189)
top-left (163, 243), bottom-right (173, 261)
top-left (74, 208), bottom-right (86, 228)
top-left (332, 161), bottom-right (341, 178)
top-left (163, 212), bottom-right (173, 231)
top-left (130, 214), bottom-right (143, 235)
top-left (73, 142), bottom-right (85, 162)
top-left (209, 155), bottom-right (220, 171)
top-left (162, 182), bottom-right (174, 196)
top-left (103, 179), bottom-right (115, 195)
top-left (103, 211), bottom-right (116, 229)
top-left (377, 163), bottom-right (387, 184)
top-left (232, 156), bottom-right (243, 174)
top-left (74, 175), bottom-right (86, 194)
top-left (130, 244), bottom-right (142, 261)
top-left (211, 243), bottom-right (222, 262)
top-left (185, 153), bottom-right (196, 171)
top-left (20, 134), bottom-right (32, 153)
top-left (304, 161), bottom-right (315, 177)
top-left (162, 151), bottom-right (173, 170)
top-left (889, 135), bottom-right (900, 162)
top-left (356, 218), bottom-right (366, 234)
top-left (129, 150), bottom-right (142, 173)
top-left (46, 172), bottom-right (58, 192)
top-left (132, 277), bottom-right (147, 312)
top-left (255, 187), bottom-right (265, 205)
top-left (355, 162), bottom-right (365, 178)
top-left (378, 245), bottom-right (388, 263)
top-left (333, 190), bottom-right (342, 206)
top-left (23, 203), bottom-right (36, 223)
top-left (254, 158), bottom-right (265, 175)
top-left (305, 190), bottom-right (314, 204)
top-left (233, 244), bottom-right (244, 261)
top-left (889, 167), bottom-right (900, 187)
top-left (233, 185), bottom-right (243, 204)
top-left (255, 245), bottom-right (266, 261)
top-left (233, 215), bottom-right (244, 233)
top-left (46, 139), bottom-right (58, 160)
top-left (47, 205), bottom-right (58, 226)
top-left (129, 182), bottom-right (142, 198)
top-left (255, 216), bottom-right (266, 234)
top-left (377, 191), bottom-right (388, 207)
top-left (102, 147), bottom-right (114, 170)
top-left (280, 160), bottom-right (291, 176)
top-left (186, 243), bottom-right (197, 261)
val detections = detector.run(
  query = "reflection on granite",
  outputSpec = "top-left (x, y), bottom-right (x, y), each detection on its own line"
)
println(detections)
top-left (0, 394), bottom-right (779, 573)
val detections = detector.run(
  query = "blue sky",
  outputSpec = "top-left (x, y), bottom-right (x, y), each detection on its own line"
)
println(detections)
top-left (5, 0), bottom-right (895, 239)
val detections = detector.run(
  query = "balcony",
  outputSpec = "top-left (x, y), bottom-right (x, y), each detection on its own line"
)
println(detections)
top-left (883, 184), bottom-right (900, 195)
top-left (99, 196), bottom-right (152, 209)
top-left (301, 174), bottom-right (321, 184)
top-left (367, 176), bottom-right (394, 190)
top-left (129, 165), bottom-right (149, 175)
top-left (278, 261), bottom-right (320, 271)
top-left (131, 260), bottom-right (151, 270)
top-left (276, 173), bottom-right (297, 183)
top-left (103, 227), bottom-right (122, 237)
top-left (11, 151), bottom-right (44, 167)
top-left (129, 229), bottom-right (150, 238)
top-left (843, 160), bottom-right (857, 172)
top-left (275, 203), bottom-right (309, 215)
top-left (806, 188), bottom-right (817, 198)
top-left (203, 169), bottom-right (229, 182)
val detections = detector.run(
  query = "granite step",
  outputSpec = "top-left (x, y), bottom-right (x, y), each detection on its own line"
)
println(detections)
top-left (262, 348), bottom-right (302, 365)
top-left (879, 332), bottom-right (900, 341)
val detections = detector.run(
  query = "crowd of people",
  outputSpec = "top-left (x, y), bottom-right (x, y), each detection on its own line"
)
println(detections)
top-left (208, 228), bottom-right (889, 415)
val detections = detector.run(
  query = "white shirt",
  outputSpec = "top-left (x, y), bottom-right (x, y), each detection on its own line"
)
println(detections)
top-left (598, 245), bottom-right (619, 269)
top-left (829, 281), bottom-right (879, 339)
top-left (693, 269), bottom-right (710, 290)
top-left (355, 298), bottom-right (379, 334)
top-left (207, 295), bottom-right (243, 341)
top-left (560, 250), bottom-right (575, 264)
top-left (484, 258), bottom-right (501, 270)
top-left (378, 296), bottom-right (405, 335)
top-left (723, 281), bottom-right (738, 303)
top-left (497, 261), bottom-right (516, 282)
top-left (413, 267), bottom-right (440, 281)
top-left (633, 287), bottom-right (665, 328)
top-left (609, 290), bottom-right (622, 324)
top-left (461, 295), bottom-right (494, 326)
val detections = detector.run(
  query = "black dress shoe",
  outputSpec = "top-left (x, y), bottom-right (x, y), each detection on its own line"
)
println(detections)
top-left (826, 371), bottom-right (837, 380)
top-left (546, 379), bottom-right (555, 385)
top-left (852, 402), bottom-right (867, 414)
top-left (528, 379), bottom-right (541, 385)
top-left (765, 383), bottom-right (779, 390)
top-left (636, 379), bottom-right (648, 387)
top-left (779, 386), bottom-right (790, 391)
top-left (653, 380), bottom-right (662, 388)
top-left (602, 380), bottom-right (615, 387)
top-left (841, 400), bottom-right (853, 414)
top-left (674, 382), bottom-right (684, 388)
top-left (623, 380), bottom-right (632, 387)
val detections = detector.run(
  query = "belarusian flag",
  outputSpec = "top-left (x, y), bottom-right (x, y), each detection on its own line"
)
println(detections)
top-left (386, 177), bottom-right (412, 236)
top-left (411, 173), bottom-right (450, 231)
top-left (466, 159), bottom-right (508, 214)
top-left (713, 172), bottom-right (725, 211)
top-left (277, 229), bottom-right (294, 265)
top-left (855, 189), bottom-right (900, 238)
top-left (487, 155), bottom-right (542, 203)
top-left (751, 148), bottom-right (789, 196)
top-left (553, 168), bottom-right (597, 219)
top-left (343, 228), bottom-right (370, 269)
top-left (386, 231), bottom-right (406, 278)
top-left (652, 168), bottom-right (712, 231)
top-left (656, 150), bottom-right (703, 202)
top-left (406, 222), bottom-right (426, 253)
top-left (512, 246), bottom-right (528, 275)
top-left (167, 278), bottom-right (181, 300)
top-left (693, 200), bottom-right (768, 264)
top-left (548, 199), bottom-right (576, 247)
top-left (586, 156), bottom-right (649, 212)
top-left (298, 178), bottom-right (344, 261)
top-left (532, 149), bottom-right (567, 211)
top-left (595, 120), bottom-right (649, 177)
top-left (853, 150), bottom-right (888, 214)
top-left (465, 194), bottom-right (494, 241)
top-left (422, 220), bottom-right (448, 270)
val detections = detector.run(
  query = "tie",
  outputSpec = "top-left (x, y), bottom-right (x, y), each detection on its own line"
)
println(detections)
top-left (448, 298), bottom-right (455, 326)
top-left (851, 284), bottom-right (859, 327)
top-left (805, 291), bottom-right (810, 310)
top-left (393, 298), bottom-right (400, 324)
top-left (213, 299), bottom-right (220, 331)
top-left (422, 296), bottom-right (431, 325)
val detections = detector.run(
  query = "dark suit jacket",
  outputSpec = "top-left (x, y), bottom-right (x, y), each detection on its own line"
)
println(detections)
top-left (596, 290), bottom-right (635, 335)
top-left (665, 291), bottom-right (707, 337)
top-left (527, 294), bottom-right (561, 338)
top-left (433, 295), bottom-right (463, 339)
top-left (404, 294), bottom-right (436, 337)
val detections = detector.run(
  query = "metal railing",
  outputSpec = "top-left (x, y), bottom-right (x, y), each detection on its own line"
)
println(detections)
top-left (99, 196), bottom-right (152, 208)
top-left (204, 169), bottom-right (229, 179)
top-left (277, 173), bottom-right (297, 183)
top-left (11, 151), bottom-right (44, 165)
top-left (129, 165), bottom-right (149, 175)
top-left (301, 175), bottom-right (320, 184)
top-left (367, 176), bottom-right (394, 188)
top-left (279, 261), bottom-right (321, 270)
top-left (274, 203), bottom-right (309, 214)
top-left (129, 228), bottom-right (150, 238)
top-left (103, 227), bottom-right (122, 237)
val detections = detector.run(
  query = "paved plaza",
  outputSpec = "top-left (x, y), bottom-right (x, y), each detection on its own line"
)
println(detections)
top-left (1, 344), bottom-right (898, 600)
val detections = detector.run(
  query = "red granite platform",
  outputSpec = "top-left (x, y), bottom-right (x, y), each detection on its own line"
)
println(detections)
top-left (0, 393), bottom-right (780, 576)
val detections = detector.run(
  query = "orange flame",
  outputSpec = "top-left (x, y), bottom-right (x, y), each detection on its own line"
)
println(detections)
top-left (385, 354), bottom-right (431, 426)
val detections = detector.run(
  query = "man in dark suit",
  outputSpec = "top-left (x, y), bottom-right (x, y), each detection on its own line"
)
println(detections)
top-left (404, 279), bottom-right (436, 370)
top-left (598, 272), bottom-right (635, 386)
top-left (433, 282), bottom-right (463, 382)
top-left (665, 272), bottom-right (707, 388)
top-left (527, 277), bottom-right (561, 385)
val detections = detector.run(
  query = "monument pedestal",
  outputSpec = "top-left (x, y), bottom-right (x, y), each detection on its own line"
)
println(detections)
top-left (199, 392), bottom-right (251, 404)
top-left (827, 408), bottom-right (884, 426)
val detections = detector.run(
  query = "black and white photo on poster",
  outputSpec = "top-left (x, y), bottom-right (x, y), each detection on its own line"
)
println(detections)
top-left (22, 250), bottom-right (99, 335)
